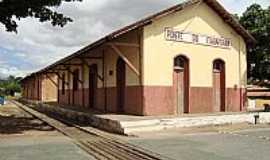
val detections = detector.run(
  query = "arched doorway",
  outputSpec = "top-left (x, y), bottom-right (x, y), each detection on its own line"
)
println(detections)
top-left (173, 55), bottom-right (189, 114)
top-left (213, 59), bottom-right (226, 112)
top-left (117, 58), bottom-right (126, 113)
top-left (89, 64), bottom-right (98, 108)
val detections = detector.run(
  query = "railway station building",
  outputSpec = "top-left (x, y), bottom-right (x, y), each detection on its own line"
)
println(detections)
top-left (21, 0), bottom-right (255, 116)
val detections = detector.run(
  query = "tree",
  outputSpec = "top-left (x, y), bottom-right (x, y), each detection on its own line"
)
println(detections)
top-left (239, 4), bottom-right (270, 82)
top-left (0, 0), bottom-right (81, 33)
top-left (0, 75), bottom-right (22, 96)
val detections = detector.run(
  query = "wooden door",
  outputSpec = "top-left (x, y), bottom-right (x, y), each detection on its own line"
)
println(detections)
top-left (72, 69), bottom-right (79, 106)
top-left (174, 70), bottom-right (185, 114)
top-left (174, 56), bottom-right (189, 114)
top-left (117, 58), bottom-right (126, 113)
top-left (213, 60), bottom-right (225, 112)
top-left (89, 64), bottom-right (98, 108)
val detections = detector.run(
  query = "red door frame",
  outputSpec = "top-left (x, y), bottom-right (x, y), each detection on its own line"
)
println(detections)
top-left (173, 55), bottom-right (190, 114)
top-left (116, 58), bottom-right (126, 113)
top-left (213, 59), bottom-right (226, 112)
top-left (89, 64), bottom-right (98, 108)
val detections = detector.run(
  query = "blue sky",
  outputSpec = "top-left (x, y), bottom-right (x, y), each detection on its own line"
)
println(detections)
top-left (0, 0), bottom-right (269, 78)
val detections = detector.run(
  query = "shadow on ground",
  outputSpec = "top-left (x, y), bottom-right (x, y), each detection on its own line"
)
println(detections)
top-left (0, 115), bottom-right (54, 134)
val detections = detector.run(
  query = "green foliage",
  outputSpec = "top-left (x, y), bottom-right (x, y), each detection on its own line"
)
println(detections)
top-left (0, 76), bottom-right (22, 96)
top-left (0, 0), bottom-right (82, 33)
top-left (239, 4), bottom-right (270, 81)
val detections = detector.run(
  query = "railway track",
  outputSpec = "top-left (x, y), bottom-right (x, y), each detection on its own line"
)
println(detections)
top-left (12, 100), bottom-right (173, 160)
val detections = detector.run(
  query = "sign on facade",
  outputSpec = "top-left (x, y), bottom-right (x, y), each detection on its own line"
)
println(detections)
top-left (165, 27), bottom-right (231, 49)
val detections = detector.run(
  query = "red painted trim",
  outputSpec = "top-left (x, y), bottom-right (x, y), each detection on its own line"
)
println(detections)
top-left (116, 57), bottom-right (126, 113)
top-left (173, 55), bottom-right (190, 114)
top-left (240, 88), bottom-right (242, 111)
top-left (89, 64), bottom-right (98, 109)
top-left (212, 59), bottom-right (226, 112)
top-left (185, 56), bottom-right (190, 114)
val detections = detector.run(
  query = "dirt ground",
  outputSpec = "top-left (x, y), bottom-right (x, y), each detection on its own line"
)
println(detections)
top-left (0, 101), bottom-right (95, 160)
top-left (0, 101), bottom-right (56, 137)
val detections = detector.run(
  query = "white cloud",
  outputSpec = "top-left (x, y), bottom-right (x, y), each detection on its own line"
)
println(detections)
top-left (0, 65), bottom-right (29, 79)
top-left (0, 0), bottom-right (269, 78)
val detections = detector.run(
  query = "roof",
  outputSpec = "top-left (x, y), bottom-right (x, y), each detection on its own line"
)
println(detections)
top-left (22, 0), bottom-right (256, 82)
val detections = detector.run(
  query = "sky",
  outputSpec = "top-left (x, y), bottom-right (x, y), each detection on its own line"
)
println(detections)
top-left (0, 0), bottom-right (269, 79)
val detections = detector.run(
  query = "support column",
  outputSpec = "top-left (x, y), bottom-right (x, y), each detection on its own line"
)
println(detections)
top-left (67, 68), bottom-right (71, 105)
top-left (81, 64), bottom-right (85, 107)
top-left (57, 73), bottom-right (60, 103)
top-left (102, 50), bottom-right (107, 111)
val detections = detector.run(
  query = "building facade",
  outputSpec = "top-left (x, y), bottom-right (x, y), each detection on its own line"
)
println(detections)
top-left (21, 0), bottom-right (255, 116)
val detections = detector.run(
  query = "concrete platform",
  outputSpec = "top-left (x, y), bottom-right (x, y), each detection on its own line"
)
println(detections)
top-left (0, 134), bottom-right (95, 160)
top-left (20, 99), bottom-right (270, 136)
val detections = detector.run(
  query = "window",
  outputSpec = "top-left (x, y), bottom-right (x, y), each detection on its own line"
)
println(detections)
top-left (62, 73), bottom-right (65, 95)
top-left (174, 56), bottom-right (185, 70)
top-left (213, 60), bottom-right (224, 73)
top-left (73, 69), bottom-right (79, 91)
